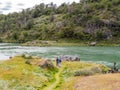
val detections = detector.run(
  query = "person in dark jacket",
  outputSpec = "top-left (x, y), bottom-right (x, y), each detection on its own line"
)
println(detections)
top-left (56, 57), bottom-right (62, 67)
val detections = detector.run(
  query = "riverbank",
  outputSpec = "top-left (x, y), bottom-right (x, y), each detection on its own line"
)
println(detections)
top-left (1, 38), bottom-right (120, 47)
top-left (0, 55), bottom-right (111, 90)
top-left (21, 40), bottom-right (120, 47)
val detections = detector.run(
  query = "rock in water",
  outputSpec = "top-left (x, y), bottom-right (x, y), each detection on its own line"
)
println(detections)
top-left (89, 42), bottom-right (96, 46)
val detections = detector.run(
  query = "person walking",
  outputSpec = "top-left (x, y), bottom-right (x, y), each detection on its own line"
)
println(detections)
top-left (56, 57), bottom-right (62, 67)
top-left (58, 58), bottom-right (62, 67)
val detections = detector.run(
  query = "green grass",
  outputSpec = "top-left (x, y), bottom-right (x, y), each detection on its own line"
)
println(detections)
top-left (0, 56), bottom-right (110, 90)
top-left (55, 61), bottom-right (110, 90)
top-left (0, 56), bottom-right (57, 90)
top-left (61, 61), bottom-right (109, 77)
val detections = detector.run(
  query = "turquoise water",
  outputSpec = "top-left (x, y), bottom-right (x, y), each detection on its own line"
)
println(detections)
top-left (0, 43), bottom-right (120, 67)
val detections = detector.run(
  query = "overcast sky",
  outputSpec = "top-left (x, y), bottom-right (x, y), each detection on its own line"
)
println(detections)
top-left (0, 0), bottom-right (79, 14)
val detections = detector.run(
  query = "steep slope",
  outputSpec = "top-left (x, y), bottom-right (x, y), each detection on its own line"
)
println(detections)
top-left (0, 0), bottom-right (120, 43)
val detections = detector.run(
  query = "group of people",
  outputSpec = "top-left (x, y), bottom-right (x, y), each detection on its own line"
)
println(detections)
top-left (56, 57), bottom-right (62, 67)
top-left (55, 55), bottom-right (80, 67)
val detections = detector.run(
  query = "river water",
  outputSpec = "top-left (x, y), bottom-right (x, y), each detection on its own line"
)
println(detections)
top-left (0, 43), bottom-right (120, 67)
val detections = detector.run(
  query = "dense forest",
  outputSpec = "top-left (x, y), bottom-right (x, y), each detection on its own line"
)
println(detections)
top-left (0, 0), bottom-right (120, 43)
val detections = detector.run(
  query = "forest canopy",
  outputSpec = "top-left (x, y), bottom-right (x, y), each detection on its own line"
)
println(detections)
top-left (0, 0), bottom-right (120, 43)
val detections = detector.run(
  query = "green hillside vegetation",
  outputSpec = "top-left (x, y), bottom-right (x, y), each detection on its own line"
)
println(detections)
top-left (0, 0), bottom-right (120, 44)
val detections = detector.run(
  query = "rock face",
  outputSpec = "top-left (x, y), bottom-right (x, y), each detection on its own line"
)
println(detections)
top-left (58, 55), bottom-right (80, 61)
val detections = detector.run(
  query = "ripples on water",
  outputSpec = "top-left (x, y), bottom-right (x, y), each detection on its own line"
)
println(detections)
top-left (0, 43), bottom-right (120, 67)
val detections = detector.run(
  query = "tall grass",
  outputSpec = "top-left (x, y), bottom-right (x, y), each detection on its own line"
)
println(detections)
top-left (0, 56), bottom-right (57, 89)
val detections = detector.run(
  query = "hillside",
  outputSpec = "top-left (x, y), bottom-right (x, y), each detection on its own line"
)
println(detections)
top-left (0, 0), bottom-right (120, 44)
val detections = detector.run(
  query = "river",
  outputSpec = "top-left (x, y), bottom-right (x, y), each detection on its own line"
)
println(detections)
top-left (0, 43), bottom-right (120, 67)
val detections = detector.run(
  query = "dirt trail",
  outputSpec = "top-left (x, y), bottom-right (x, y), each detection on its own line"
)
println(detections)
top-left (43, 67), bottom-right (63, 90)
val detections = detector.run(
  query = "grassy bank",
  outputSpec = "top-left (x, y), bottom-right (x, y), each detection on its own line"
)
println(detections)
top-left (0, 56), bottom-right (57, 90)
top-left (21, 39), bottom-right (120, 47)
top-left (55, 61), bottom-right (110, 90)
top-left (0, 56), bottom-right (115, 90)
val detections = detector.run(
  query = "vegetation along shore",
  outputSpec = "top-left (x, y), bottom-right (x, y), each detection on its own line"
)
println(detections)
top-left (0, 55), bottom-right (120, 90)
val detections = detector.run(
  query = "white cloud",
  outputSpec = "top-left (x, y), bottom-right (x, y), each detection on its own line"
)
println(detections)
top-left (0, 0), bottom-right (79, 14)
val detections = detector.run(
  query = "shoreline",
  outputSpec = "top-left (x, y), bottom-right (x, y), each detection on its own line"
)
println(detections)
top-left (21, 41), bottom-right (120, 47)
top-left (1, 39), bottom-right (120, 47)
top-left (0, 55), bottom-right (112, 68)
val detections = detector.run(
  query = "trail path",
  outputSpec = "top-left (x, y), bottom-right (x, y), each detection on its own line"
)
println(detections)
top-left (43, 67), bottom-right (63, 90)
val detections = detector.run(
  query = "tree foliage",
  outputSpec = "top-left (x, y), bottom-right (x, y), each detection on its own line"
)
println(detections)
top-left (0, 0), bottom-right (120, 42)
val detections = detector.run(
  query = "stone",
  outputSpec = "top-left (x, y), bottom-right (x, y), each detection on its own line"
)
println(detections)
top-left (89, 42), bottom-right (96, 46)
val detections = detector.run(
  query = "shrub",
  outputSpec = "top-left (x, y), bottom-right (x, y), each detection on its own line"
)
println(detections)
top-left (99, 65), bottom-right (110, 73)
top-left (21, 54), bottom-right (26, 58)
top-left (74, 69), bottom-right (94, 76)
top-left (25, 60), bottom-right (31, 65)
top-left (0, 38), bottom-right (2, 42)
top-left (91, 66), bottom-right (102, 73)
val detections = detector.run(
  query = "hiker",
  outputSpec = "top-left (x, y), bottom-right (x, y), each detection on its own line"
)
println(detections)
top-left (56, 57), bottom-right (62, 67)
top-left (58, 58), bottom-right (62, 67)
top-left (113, 62), bottom-right (118, 72)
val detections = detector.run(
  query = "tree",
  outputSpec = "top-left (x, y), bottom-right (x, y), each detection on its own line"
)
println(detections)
top-left (12, 32), bottom-right (19, 40)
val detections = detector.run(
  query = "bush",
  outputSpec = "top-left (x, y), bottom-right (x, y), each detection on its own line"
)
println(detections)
top-left (21, 54), bottom-right (26, 58)
top-left (0, 38), bottom-right (3, 42)
top-left (91, 66), bottom-right (102, 73)
top-left (99, 65), bottom-right (110, 73)
top-left (74, 69), bottom-right (94, 76)
top-left (25, 60), bottom-right (31, 65)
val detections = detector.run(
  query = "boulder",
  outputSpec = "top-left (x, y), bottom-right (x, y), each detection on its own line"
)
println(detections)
top-left (38, 59), bottom-right (54, 69)
top-left (89, 42), bottom-right (96, 46)
top-left (58, 55), bottom-right (80, 61)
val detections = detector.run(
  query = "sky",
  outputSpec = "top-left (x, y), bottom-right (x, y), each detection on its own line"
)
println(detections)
top-left (0, 0), bottom-right (79, 14)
